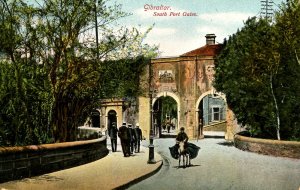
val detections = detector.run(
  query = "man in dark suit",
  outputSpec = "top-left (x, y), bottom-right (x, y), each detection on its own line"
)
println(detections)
top-left (127, 124), bottom-right (136, 154)
top-left (134, 123), bottom-right (143, 153)
top-left (109, 122), bottom-right (118, 152)
top-left (118, 122), bottom-right (130, 157)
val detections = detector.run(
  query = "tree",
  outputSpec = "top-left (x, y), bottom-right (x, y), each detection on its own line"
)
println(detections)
top-left (0, 0), bottom-right (158, 144)
top-left (273, 0), bottom-right (300, 140)
top-left (100, 56), bottom-right (150, 98)
top-left (161, 97), bottom-right (177, 120)
top-left (0, 1), bottom-right (53, 145)
top-left (215, 18), bottom-right (277, 139)
top-left (214, 0), bottom-right (300, 140)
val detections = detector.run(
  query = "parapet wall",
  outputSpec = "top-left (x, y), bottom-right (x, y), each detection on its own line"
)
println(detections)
top-left (0, 136), bottom-right (108, 183)
top-left (234, 133), bottom-right (300, 159)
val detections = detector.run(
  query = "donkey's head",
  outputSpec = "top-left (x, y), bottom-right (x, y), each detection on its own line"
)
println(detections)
top-left (178, 141), bottom-right (186, 154)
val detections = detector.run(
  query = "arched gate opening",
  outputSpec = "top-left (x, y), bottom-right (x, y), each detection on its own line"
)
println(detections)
top-left (152, 92), bottom-right (180, 138)
top-left (107, 110), bottom-right (117, 134)
top-left (91, 110), bottom-right (100, 128)
top-left (196, 91), bottom-right (227, 138)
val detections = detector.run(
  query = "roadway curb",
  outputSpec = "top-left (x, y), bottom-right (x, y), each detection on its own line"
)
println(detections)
top-left (114, 153), bottom-right (163, 190)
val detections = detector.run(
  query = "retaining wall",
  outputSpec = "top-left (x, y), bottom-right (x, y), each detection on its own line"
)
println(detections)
top-left (234, 134), bottom-right (300, 159)
top-left (0, 136), bottom-right (108, 183)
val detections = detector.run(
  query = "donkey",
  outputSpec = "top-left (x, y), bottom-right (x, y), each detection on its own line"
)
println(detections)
top-left (178, 141), bottom-right (190, 168)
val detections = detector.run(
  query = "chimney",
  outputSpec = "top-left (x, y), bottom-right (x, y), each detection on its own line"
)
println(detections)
top-left (205, 34), bottom-right (216, 45)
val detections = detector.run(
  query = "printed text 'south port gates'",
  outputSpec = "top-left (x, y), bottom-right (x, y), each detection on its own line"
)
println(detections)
top-left (144, 4), bottom-right (198, 17)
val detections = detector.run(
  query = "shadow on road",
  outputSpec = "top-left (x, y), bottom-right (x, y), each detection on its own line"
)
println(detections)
top-left (217, 141), bottom-right (234, 147)
top-left (173, 164), bottom-right (201, 169)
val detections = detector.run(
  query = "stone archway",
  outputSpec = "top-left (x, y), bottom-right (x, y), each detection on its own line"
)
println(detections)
top-left (107, 110), bottom-right (117, 134)
top-left (91, 109), bottom-right (101, 128)
top-left (195, 89), bottom-right (227, 139)
top-left (153, 92), bottom-right (180, 137)
top-left (153, 91), bottom-right (181, 126)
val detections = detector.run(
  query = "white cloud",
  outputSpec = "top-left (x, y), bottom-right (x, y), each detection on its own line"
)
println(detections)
top-left (115, 25), bottom-right (179, 56)
top-left (196, 11), bottom-right (256, 43)
top-left (198, 12), bottom-right (255, 25)
top-left (143, 27), bottom-right (180, 56)
top-left (149, 27), bottom-right (177, 36)
top-left (197, 26), bottom-right (225, 37)
top-left (144, 37), bottom-right (200, 57)
top-left (135, 25), bottom-right (177, 37)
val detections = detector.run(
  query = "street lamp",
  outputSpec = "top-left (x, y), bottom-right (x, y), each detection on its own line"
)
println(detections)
top-left (148, 60), bottom-right (156, 164)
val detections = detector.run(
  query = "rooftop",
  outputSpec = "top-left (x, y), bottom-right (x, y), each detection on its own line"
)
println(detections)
top-left (180, 44), bottom-right (223, 57)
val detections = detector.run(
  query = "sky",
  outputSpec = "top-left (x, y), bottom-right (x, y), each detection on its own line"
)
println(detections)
top-left (111, 0), bottom-right (284, 57)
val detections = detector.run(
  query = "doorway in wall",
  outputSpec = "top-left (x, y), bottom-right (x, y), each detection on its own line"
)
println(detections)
top-left (153, 96), bottom-right (178, 138)
top-left (107, 110), bottom-right (117, 134)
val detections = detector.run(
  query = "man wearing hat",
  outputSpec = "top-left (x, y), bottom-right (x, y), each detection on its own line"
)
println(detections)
top-left (109, 122), bottom-right (118, 152)
top-left (127, 124), bottom-right (136, 154)
top-left (176, 127), bottom-right (189, 149)
top-left (118, 122), bottom-right (130, 157)
top-left (134, 123), bottom-right (143, 153)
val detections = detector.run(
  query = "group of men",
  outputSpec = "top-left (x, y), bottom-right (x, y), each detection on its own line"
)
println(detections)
top-left (109, 122), bottom-right (143, 157)
top-left (109, 122), bottom-right (190, 158)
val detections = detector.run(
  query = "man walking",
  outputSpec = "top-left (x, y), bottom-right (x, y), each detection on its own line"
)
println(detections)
top-left (118, 122), bottom-right (130, 157)
top-left (134, 123), bottom-right (143, 153)
top-left (109, 122), bottom-right (118, 152)
top-left (127, 124), bottom-right (136, 154)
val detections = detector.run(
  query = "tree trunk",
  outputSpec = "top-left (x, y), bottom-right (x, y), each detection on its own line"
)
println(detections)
top-left (51, 94), bottom-right (88, 142)
top-left (270, 74), bottom-right (281, 140)
top-left (295, 50), bottom-right (300, 65)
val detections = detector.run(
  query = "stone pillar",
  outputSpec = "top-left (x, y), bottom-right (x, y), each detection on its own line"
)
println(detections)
top-left (138, 96), bottom-right (150, 140)
top-left (225, 108), bottom-right (240, 140)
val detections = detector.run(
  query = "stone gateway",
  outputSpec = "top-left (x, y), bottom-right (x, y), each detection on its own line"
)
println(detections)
top-left (96, 34), bottom-right (240, 141)
top-left (138, 34), bottom-right (240, 140)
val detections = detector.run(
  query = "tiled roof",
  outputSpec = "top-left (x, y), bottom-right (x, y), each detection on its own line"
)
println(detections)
top-left (181, 44), bottom-right (223, 57)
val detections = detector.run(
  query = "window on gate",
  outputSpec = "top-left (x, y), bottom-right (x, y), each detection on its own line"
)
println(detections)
top-left (212, 107), bottom-right (220, 121)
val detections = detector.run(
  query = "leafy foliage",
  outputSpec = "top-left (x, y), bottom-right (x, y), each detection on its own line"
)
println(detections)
top-left (0, 0), bottom-right (158, 145)
top-left (100, 56), bottom-right (150, 98)
top-left (0, 61), bottom-right (53, 146)
top-left (214, 0), bottom-right (300, 140)
top-left (273, 0), bottom-right (300, 140)
top-left (160, 97), bottom-right (177, 120)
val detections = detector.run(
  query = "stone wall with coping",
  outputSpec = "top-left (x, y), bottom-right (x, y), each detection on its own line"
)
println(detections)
top-left (0, 136), bottom-right (108, 183)
top-left (234, 133), bottom-right (300, 159)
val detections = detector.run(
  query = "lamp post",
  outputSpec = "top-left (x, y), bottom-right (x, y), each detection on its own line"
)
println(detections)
top-left (148, 60), bottom-right (156, 164)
